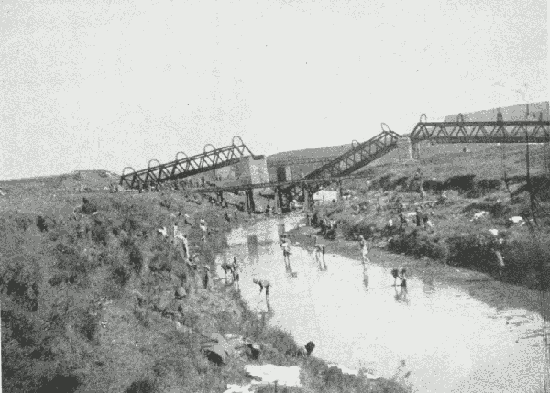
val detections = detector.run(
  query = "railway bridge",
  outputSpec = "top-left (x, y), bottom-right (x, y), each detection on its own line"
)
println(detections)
top-left (119, 113), bottom-right (550, 212)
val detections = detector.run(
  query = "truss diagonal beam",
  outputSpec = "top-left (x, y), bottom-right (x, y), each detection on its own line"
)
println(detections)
top-left (411, 120), bottom-right (550, 144)
top-left (119, 139), bottom-right (255, 189)
top-left (302, 130), bottom-right (401, 180)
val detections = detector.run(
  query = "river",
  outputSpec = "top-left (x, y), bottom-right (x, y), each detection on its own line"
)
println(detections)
top-left (214, 214), bottom-right (546, 393)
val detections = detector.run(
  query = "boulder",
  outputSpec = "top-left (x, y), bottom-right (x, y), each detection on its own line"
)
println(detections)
top-left (175, 287), bottom-right (187, 299)
top-left (158, 290), bottom-right (173, 311)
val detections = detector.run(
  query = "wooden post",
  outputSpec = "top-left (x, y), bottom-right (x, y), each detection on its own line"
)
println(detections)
top-left (274, 188), bottom-right (281, 213)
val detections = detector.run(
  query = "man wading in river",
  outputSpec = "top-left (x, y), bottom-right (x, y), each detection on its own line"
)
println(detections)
top-left (253, 278), bottom-right (270, 308)
top-left (280, 235), bottom-right (292, 268)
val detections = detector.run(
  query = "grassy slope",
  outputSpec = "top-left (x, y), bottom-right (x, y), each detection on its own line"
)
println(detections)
top-left (0, 185), bottom-right (407, 393)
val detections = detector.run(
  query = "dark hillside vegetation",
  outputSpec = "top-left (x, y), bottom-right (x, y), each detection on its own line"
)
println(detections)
top-left (1, 188), bottom-right (407, 393)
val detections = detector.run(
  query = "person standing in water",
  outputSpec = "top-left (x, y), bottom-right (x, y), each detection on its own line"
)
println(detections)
top-left (358, 235), bottom-right (370, 265)
top-left (391, 268), bottom-right (400, 287)
top-left (280, 235), bottom-right (292, 268)
top-left (253, 278), bottom-right (270, 308)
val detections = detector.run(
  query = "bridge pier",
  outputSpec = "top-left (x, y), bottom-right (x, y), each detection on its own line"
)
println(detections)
top-left (303, 187), bottom-right (310, 212)
top-left (411, 140), bottom-right (420, 160)
top-left (245, 189), bottom-right (256, 213)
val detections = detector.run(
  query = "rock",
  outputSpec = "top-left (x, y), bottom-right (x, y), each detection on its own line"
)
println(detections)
top-left (158, 290), bottom-right (173, 311)
top-left (175, 287), bottom-right (187, 299)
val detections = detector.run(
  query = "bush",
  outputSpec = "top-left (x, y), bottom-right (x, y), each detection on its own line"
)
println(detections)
top-left (388, 229), bottom-right (450, 261)
top-left (125, 378), bottom-right (158, 393)
top-left (128, 244), bottom-right (145, 273)
top-left (444, 174), bottom-right (476, 193)
top-left (112, 264), bottom-right (131, 287)
top-left (340, 219), bottom-right (377, 240)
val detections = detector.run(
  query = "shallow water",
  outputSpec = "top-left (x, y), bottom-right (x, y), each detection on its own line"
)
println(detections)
top-left (215, 215), bottom-right (546, 393)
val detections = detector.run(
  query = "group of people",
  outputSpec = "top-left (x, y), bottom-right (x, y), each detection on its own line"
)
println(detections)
top-left (358, 233), bottom-right (410, 300)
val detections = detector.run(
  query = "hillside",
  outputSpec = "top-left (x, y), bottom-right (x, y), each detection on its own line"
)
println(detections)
top-left (0, 170), bottom-right (120, 195)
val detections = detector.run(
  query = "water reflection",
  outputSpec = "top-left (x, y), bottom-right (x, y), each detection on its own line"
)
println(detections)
top-left (362, 271), bottom-right (369, 291)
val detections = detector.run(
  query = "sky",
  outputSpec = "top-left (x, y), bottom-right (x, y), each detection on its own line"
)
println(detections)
top-left (1, 0), bottom-right (548, 180)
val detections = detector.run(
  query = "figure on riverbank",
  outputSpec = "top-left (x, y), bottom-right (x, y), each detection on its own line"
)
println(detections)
top-left (253, 278), bottom-right (270, 307)
top-left (491, 245), bottom-right (505, 279)
top-left (200, 219), bottom-right (208, 242)
top-left (359, 235), bottom-right (369, 265)
top-left (232, 257), bottom-right (240, 290)
top-left (202, 265), bottom-right (211, 290)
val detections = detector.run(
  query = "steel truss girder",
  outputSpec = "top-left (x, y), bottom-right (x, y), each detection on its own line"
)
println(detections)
top-left (303, 129), bottom-right (401, 180)
top-left (411, 120), bottom-right (550, 144)
top-left (119, 137), bottom-right (255, 189)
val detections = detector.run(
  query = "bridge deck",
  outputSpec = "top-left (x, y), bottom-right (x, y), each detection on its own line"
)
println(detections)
top-left (411, 120), bottom-right (550, 143)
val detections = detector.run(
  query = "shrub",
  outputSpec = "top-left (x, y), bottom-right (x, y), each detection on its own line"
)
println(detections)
top-left (444, 174), bottom-right (476, 193)
top-left (128, 244), bottom-right (145, 273)
top-left (260, 328), bottom-right (300, 357)
top-left (111, 264), bottom-right (131, 287)
top-left (340, 219), bottom-right (377, 240)
top-left (125, 378), bottom-right (158, 393)
top-left (423, 179), bottom-right (445, 192)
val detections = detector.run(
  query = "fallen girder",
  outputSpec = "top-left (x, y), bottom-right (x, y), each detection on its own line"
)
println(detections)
top-left (302, 124), bottom-right (401, 180)
top-left (411, 114), bottom-right (550, 144)
top-left (119, 136), bottom-right (256, 190)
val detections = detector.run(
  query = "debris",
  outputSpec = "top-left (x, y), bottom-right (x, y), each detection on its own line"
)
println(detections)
top-left (224, 384), bottom-right (254, 393)
top-left (244, 365), bottom-right (302, 387)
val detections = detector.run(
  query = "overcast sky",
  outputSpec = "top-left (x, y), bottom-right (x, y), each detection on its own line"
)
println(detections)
top-left (1, 0), bottom-right (548, 180)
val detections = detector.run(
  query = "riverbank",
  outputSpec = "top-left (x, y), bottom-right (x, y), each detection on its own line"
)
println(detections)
top-left (1, 190), bottom-right (408, 393)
